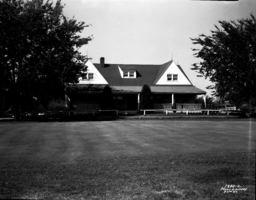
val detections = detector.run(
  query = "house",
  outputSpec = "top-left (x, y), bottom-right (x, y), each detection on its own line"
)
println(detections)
top-left (66, 57), bottom-right (206, 111)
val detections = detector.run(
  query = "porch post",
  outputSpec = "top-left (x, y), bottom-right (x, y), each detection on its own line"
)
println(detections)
top-left (138, 93), bottom-right (140, 110)
top-left (65, 94), bottom-right (70, 107)
top-left (203, 95), bottom-right (207, 108)
top-left (64, 86), bottom-right (69, 108)
top-left (172, 94), bottom-right (174, 106)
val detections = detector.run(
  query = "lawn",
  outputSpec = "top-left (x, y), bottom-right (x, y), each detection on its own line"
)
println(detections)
top-left (0, 119), bottom-right (255, 199)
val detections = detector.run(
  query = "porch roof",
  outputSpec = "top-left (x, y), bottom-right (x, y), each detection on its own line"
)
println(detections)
top-left (111, 85), bottom-right (206, 94)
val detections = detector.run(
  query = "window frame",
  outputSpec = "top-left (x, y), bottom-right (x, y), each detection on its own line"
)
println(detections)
top-left (81, 73), bottom-right (94, 80)
top-left (129, 71), bottom-right (135, 77)
top-left (81, 73), bottom-right (87, 80)
top-left (88, 73), bottom-right (94, 80)
top-left (173, 74), bottom-right (178, 81)
top-left (123, 70), bottom-right (136, 78)
top-left (123, 71), bottom-right (129, 78)
top-left (167, 74), bottom-right (172, 81)
top-left (167, 74), bottom-right (178, 81)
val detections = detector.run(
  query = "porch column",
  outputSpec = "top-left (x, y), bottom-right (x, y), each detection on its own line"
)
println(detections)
top-left (203, 94), bottom-right (207, 108)
top-left (172, 93), bottom-right (174, 106)
top-left (138, 93), bottom-right (140, 110)
top-left (65, 94), bottom-right (70, 108)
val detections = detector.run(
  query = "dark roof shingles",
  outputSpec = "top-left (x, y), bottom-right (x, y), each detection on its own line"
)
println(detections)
top-left (95, 64), bottom-right (160, 86)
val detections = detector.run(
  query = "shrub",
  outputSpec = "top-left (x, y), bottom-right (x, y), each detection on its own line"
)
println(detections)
top-left (140, 84), bottom-right (153, 109)
top-left (101, 85), bottom-right (116, 110)
top-left (47, 99), bottom-right (67, 112)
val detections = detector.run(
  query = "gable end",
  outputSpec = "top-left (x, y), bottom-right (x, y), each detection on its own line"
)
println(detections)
top-left (155, 61), bottom-right (192, 85)
top-left (78, 60), bottom-right (108, 85)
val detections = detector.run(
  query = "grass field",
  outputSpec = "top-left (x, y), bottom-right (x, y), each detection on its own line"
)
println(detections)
top-left (0, 119), bottom-right (255, 199)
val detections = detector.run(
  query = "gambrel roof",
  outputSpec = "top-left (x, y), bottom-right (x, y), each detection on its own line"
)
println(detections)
top-left (77, 59), bottom-right (206, 95)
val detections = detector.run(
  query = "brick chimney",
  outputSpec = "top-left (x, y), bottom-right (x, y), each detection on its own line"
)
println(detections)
top-left (100, 57), bottom-right (105, 68)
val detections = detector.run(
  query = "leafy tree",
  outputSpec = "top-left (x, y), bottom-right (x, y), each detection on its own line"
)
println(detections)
top-left (101, 85), bottom-right (115, 110)
top-left (140, 84), bottom-right (153, 109)
top-left (0, 0), bottom-right (91, 119)
top-left (191, 14), bottom-right (256, 107)
top-left (195, 95), bottom-right (215, 109)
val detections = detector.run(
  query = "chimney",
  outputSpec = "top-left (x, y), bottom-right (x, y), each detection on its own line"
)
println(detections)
top-left (100, 57), bottom-right (105, 68)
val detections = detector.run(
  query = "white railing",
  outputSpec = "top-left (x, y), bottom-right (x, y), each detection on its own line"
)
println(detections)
top-left (141, 109), bottom-right (233, 116)
top-left (71, 109), bottom-right (119, 116)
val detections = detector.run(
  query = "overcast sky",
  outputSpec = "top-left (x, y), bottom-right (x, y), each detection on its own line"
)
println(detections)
top-left (60, 0), bottom-right (255, 95)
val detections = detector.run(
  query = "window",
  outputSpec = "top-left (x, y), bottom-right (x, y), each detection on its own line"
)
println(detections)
top-left (130, 71), bottom-right (134, 77)
top-left (123, 70), bottom-right (136, 78)
top-left (167, 74), bottom-right (178, 81)
top-left (124, 71), bottom-right (129, 77)
top-left (173, 74), bottom-right (178, 81)
top-left (88, 73), bottom-right (94, 80)
top-left (81, 73), bottom-right (87, 80)
top-left (167, 74), bottom-right (172, 81)
top-left (38, 74), bottom-right (47, 79)
top-left (81, 73), bottom-right (94, 80)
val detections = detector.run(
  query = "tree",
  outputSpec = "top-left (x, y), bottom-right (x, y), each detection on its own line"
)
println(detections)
top-left (0, 0), bottom-right (92, 119)
top-left (140, 84), bottom-right (153, 109)
top-left (195, 95), bottom-right (215, 109)
top-left (101, 85), bottom-right (115, 110)
top-left (191, 14), bottom-right (256, 107)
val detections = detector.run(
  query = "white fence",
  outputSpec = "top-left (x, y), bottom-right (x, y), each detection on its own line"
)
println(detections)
top-left (141, 108), bottom-right (234, 116)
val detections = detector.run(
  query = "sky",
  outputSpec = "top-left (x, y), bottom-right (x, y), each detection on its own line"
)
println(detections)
top-left (60, 0), bottom-right (255, 96)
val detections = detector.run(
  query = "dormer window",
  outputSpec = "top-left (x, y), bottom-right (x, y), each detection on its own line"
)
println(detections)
top-left (130, 71), bottom-right (135, 77)
top-left (124, 71), bottom-right (129, 78)
top-left (123, 70), bottom-right (136, 78)
top-left (118, 66), bottom-right (137, 78)
top-left (167, 74), bottom-right (178, 81)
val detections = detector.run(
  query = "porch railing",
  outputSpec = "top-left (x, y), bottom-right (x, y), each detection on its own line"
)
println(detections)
top-left (154, 103), bottom-right (202, 110)
top-left (176, 103), bottom-right (202, 110)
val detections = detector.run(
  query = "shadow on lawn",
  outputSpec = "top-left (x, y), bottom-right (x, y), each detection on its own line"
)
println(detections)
top-left (19, 110), bottom-right (141, 122)
top-left (185, 151), bottom-right (255, 184)
top-left (0, 152), bottom-right (255, 199)
top-left (190, 167), bottom-right (250, 184)
top-left (21, 114), bottom-right (119, 122)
